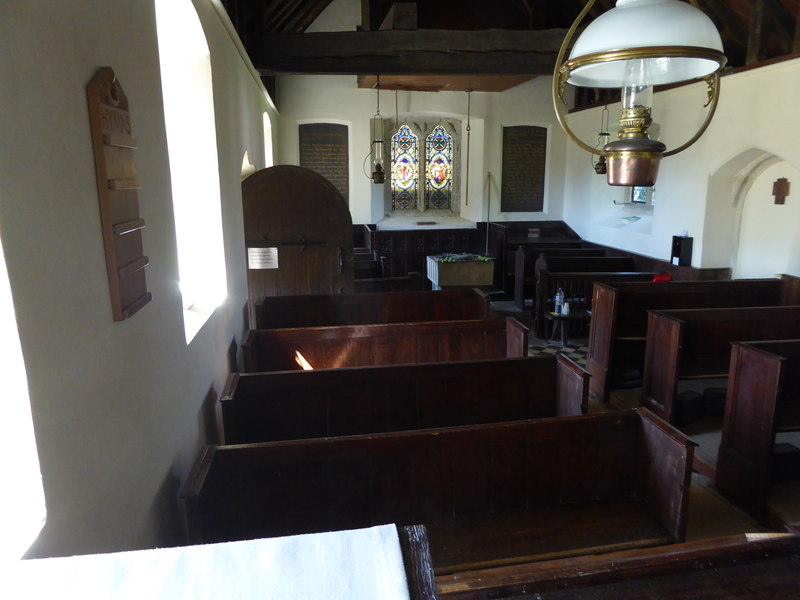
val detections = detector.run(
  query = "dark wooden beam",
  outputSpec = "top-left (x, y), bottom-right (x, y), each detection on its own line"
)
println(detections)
top-left (286, 0), bottom-right (336, 33)
top-left (795, 12), bottom-right (800, 54)
top-left (697, 0), bottom-right (746, 67)
top-left (261, 0), bottom-right (302, 33)
top-left (361, 0), bottom-right (371, 31)
top-left (746, 0), bottom-right (767, 65)
top-left (762, 0), bottom-right (795, 54)
top-left (577, 0), bottom-right (608, 20)
top-left (249, 28), bottom-right (567, 75)
top-left (701, 0), bottom-right (748, 41)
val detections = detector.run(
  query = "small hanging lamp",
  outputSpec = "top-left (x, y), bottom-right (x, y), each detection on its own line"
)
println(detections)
top-left (593, 106), bottom-right (611, 175)
top-left (369, 75), bottom-right (385, 183)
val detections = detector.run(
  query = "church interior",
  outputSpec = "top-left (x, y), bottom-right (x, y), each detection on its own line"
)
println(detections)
top-left (3, 0), bottom-right (800, 596)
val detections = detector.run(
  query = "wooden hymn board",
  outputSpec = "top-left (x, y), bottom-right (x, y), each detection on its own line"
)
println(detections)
top-left (86, 67), bottom-right (151, 321)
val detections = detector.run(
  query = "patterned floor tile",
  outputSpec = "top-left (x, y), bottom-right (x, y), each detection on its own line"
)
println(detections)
top-left (529, 341), bottom-right (588, 368)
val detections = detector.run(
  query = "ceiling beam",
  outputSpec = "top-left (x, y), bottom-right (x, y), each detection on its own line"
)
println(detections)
top-left (249, 28), bottom-right (568, 75)
top-left (762, 0), bottom-right (795, 54)
top-left (746, 0), bottom-right (767, 65)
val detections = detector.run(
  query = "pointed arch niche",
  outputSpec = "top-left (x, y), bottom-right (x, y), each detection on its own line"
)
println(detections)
top-left (703, 148), bottom-right (800, 278)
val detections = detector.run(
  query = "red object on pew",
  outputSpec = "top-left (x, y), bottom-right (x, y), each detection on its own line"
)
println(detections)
top-left (652, 273), bottom-right (673, 282)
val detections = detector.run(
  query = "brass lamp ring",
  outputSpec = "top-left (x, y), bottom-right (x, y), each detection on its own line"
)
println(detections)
top-left (559, 46), bottom-right (727, 88)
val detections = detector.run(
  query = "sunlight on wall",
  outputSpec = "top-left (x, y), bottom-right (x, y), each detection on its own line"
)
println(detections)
top-left (156, 0), bottom-right (227, 342)
top-left (263, 112), bottom-right (274, 168)
top-left (0, 236), bottom-right (46, 561)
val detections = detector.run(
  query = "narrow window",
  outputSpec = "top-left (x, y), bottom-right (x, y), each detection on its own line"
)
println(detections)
top-left (156, 0), bottom-right (227, 342)
top-left (263, 112), bottom-right (274, 168)
top-left (0, 236), bottom-right (46, 560)
top-left (391, 124), bottom-right (419, 210)
top-left (425, 125), bottom-right (453, 210)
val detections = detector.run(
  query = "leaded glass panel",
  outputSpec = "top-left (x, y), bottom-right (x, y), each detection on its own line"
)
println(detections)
top-left (391, 124), bottom-right (419, 210)
top-left (425, 125), bottom-right (452, 210)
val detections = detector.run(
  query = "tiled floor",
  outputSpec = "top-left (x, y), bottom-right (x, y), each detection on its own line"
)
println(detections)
top-left (528, 339), bottom-right (589, 367)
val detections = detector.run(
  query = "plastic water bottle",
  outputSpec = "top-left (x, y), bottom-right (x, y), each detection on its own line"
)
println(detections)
top-left (555, 288), bottom-right (564, 315)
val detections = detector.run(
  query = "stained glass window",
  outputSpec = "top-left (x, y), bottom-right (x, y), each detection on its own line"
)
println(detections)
top-left (391, 124), bottom-right (419, 210)
top-left (425, 125), bottom-right (452, 210)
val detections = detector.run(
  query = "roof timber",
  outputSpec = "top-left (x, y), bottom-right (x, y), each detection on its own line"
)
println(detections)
top-left (248, 28), bottom-right (568, 76)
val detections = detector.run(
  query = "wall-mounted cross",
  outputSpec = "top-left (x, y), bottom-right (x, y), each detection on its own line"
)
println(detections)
top-left (773, 177), bottom-right (790, 205)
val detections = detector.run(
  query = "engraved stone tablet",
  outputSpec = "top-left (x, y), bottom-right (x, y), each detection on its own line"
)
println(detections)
top-left (299, 123), bottom-right (349, 201)
top-left (501, 125), bottom-right (547, 212)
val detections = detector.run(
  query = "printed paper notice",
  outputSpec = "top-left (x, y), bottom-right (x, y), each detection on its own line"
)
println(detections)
top-left (248, 247), bottom-right (279, 269)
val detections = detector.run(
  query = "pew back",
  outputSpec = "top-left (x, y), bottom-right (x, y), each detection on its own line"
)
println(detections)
top-left (642, 306), bottom-right (800, 424)
top-left (534, 256), bottom-right (636, 274)
top-left (513, 247), bottom-right (606, 310)
top-left (255, 288), bottom-right (490, 329)
top-left (242, 317), bottom-right (528, 373)
top-left (220, 355), bottom-right (588, 444)
top-left (534, 271), bottom-right (656, 338)
top-left (587, 278), bottom-right (788, 401)
top-left (353, 271), bottom-right (428, 293)
top-left (183, 410), bottom-right (694, 574)
top-left (716, 339), bottom-right (800, 521)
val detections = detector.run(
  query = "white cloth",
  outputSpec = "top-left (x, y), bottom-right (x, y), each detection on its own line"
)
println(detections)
top-left (2, 525), bottom-right (411, 600)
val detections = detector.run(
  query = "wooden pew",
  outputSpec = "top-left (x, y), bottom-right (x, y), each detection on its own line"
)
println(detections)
top-left (642, 306), bottom-right (800, 425)
top-left (535, 255), bottom-right (637, 276)
top-left (534, 272), bottom-right (657, 340)
top-left (354, 271), bottom-right (428, 293)
top-left (182, 409), bottom-right (695, 575)
top-left (353, 257), bottom-right (385, 279)
top-left (716, 339), bottom-right (800, 523)
top-left (587, 276), bottom-right (800, 401)
top-left (532, 255), bottom-right (659, 337)
top-left (513, 246), bottom-right (606, 310)
top-left (486, 221), bottom-right (581, 292)
top-left (220, 354), bottom-right (588, 444)
top-left (254, 288), bottom-right (490, 330)
top-left (241, 317), bottom-right (528, 373)
top-left (436, 533), bottom-right (800, 599)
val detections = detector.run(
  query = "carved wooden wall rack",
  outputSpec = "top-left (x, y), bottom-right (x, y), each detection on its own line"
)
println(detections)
top-left (86, 67), bottom-right (151, 321)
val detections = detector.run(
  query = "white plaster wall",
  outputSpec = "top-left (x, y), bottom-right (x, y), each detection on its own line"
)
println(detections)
top-left (277, 0), bottom-right (568, 227)
top-left (275, 75), bottom-right (490, 225)
top-left (564, 58), bottom-right (800, 270)
top-left (485, 78), bottom-right (568, 223)
top-left (735, 161), bottom-right (800, 278)
top-left (0, 0), bottom-right (273, 557)
top-left (275, 75), bottom-right (568, 225)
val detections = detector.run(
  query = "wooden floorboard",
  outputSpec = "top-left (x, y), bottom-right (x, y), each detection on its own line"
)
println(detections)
top-left (426, 499), bottom-right (671, 574)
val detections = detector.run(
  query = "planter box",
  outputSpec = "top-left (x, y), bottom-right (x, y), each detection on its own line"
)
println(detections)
top-left (427, 255), bottom-right (495, 288)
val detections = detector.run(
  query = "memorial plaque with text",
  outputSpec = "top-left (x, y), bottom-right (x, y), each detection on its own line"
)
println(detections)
top-left (501, 126), bottom-right (547, 212)
top-left (299, 123), bottom-right (349, 201)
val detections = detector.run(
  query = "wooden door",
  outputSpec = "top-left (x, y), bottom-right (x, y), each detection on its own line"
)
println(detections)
top-left (242, 166), bottom-right (354, 325)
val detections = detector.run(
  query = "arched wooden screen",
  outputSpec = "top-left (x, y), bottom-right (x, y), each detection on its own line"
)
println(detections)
top-left (242, 166), bottom-right (354, 325)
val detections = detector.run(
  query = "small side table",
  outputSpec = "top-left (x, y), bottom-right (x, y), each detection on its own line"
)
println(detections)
top-left (544, 310), bottom-right (590, 346)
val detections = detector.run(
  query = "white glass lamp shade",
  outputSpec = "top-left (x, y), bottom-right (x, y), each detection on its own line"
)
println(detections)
top-left (567, 0), bottom-right (725, 88)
